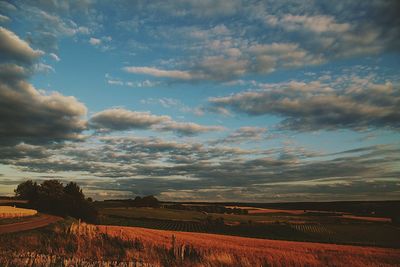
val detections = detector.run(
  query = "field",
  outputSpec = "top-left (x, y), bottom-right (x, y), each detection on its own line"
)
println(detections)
top-left (1, 199), bottom-right (399, 266)
top-left (98, 206), bottom-right (400, 248)
top-left (1, 219), bottom-right (399, 267)
top-left (0, 205), bottom-right (37, 218)
top-left (99, 224), bottom-right (400, 267)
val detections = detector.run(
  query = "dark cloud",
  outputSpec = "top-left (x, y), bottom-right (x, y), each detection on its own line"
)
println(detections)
top-left (89, 108), bottom-right (170, 131)
top-left (209, 78), bottom-right (400, 131)
top-left (0, 143), bottom-right (50, 160)
top-left (5, 132), bottom-right (399, 201)
top-left (156, 121), bottom-right (224, 136)
top-left (0, 27), bottom-right (43, 63)
top-left (0, 27), bottom-right (87, 146)
top-left (0, 116), bottom-right (397, 198)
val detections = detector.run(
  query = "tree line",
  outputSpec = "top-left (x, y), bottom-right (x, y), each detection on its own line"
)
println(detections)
top-left (15, 180), bottom-right (97, 223)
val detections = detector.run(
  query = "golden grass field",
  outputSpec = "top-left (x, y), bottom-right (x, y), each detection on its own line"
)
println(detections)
top-left (97, 224), bottom-right (400, 267)
top-left (0, 206), bottom-right (37, 218)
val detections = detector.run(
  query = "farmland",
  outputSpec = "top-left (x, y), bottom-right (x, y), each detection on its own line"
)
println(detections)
top-left (98, 206), bottom-right (400, 248)
top-left (2, 195), bottom-right (400, 265)
top-left (1, 219), bottom-right (399, 267)
top-left (100, 224), bottom-right (400, 267)
top-left (0, 206), bottom-right (37, 218)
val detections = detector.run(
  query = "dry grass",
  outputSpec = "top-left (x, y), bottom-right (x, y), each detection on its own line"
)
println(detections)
top-left (1, 220), bottom-right (399, 266)
top-left (98, 224), bottom-right (400, 267)
top-left (0, 206), bottom-right (37, 218)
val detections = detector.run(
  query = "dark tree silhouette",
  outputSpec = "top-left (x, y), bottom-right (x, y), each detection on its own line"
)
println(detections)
top-left (14, 180), bottom-right (98, 223)
top-left (64, 182), bottom-right (84, 200)
top-left (14, 180), bottom-right (39, 201)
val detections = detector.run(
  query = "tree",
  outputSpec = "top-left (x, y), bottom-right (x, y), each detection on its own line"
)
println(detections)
top-left (36, 180), bottom-right (67, 216)
top-left (14, 180), bottom-right (38, 201)
top-left (64, 182), bottom-right (84, 200)
top-left (131, 195), bottom-right (160, 207)
top-left (14, 180), bottom-right (98, 223)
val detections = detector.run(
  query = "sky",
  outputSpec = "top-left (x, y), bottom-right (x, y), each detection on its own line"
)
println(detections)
top-left (0, 0), bottom-right (399, 202)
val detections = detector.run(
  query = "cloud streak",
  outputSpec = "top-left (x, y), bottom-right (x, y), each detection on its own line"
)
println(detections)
top-left (123, 66), bottom-right (194, 80)
top-left (89, 108), bottom-right (223, 136)
top-left (209, 78), bottom-right (400, 131)
top-left (4, 134), bottom-right (399, 201)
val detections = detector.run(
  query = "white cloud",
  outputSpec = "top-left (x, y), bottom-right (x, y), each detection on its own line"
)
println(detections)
top-left (89, 37), bottom-right (101, 45)
top-left (49, 53), bottom-right (60, 61)
top-left (0, 14), bottom-right (10, 23)
top-left (107, 79), bottom-right (124, 86)
top-left (279, 14), bottom-right (351, 33)
top-left (123, 66), bottom-right (194, 80)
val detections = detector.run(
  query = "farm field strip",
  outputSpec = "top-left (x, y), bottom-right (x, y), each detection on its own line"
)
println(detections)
top-left (98, 224), bottom-right (400, 267)
top-left (0, 206), bottom-right (37, 218)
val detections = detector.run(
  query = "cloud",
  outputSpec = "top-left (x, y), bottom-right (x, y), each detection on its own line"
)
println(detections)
top-left (157, 121), bottom-right (225, 136)
top-left (0, 14), bottom-right (10, 23)
top-left (6, 134), bottom-right (399, 201)
top-left (0, 27), bottom-right (43, 63)
top-left (0, 27), bottom-right (87, 145)
top-left (123, 66), bottom-right (194, 80)
top-left (117, 1), bottom-right (400, 82)
top-left (209, 77), bottom-right (400, 131)
top-left (49, 53), bottom-right (60, 61)
top-left (89, 108), bottom-right (170, 131)
top-left (141, 97), bottom-right (204, 115)
top-left (278, 14), bottom-right (351, 33)
top-left (12, 0), bottom-right (400, 83)
top-left (196, 56), bottom-right (248, 80)
top-left (123, 40), bottom-right (322, 82)
top-left (7, 4), bottom-right (91, 53)
top-left (34, 62), bottom-right (54, 73)
top-left (0, 1), bottom-right (16, 12)
top-left (107, 79), bottom-right (124, 86)
top-left (0, 143), bottom-right (50, 160)
top-left (105, 74), bottom-right (160, 88)
top-left (124, 51), bottom-right (308, 82)
top-left (89, 108), bottom-right (223, 135)
top-left (89, 36), bottom-right (112, 50)
top-left (247, 42), bottom-right (323, 72)
top-left (89, 37), bottom-right (101, 45)
top-left (124, 0), bottom-right (244, 19)
top-left (212, 127), bottom-right (268, 144)
top-left (261, 6), bottom-right (399, 59)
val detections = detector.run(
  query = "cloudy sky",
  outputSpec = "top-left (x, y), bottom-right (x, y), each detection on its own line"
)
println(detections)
top-left (0, 0), bottom-right (399, 202)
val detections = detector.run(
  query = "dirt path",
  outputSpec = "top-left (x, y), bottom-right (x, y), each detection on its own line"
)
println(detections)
top-left (0, 214), bottom-right (62, 234)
